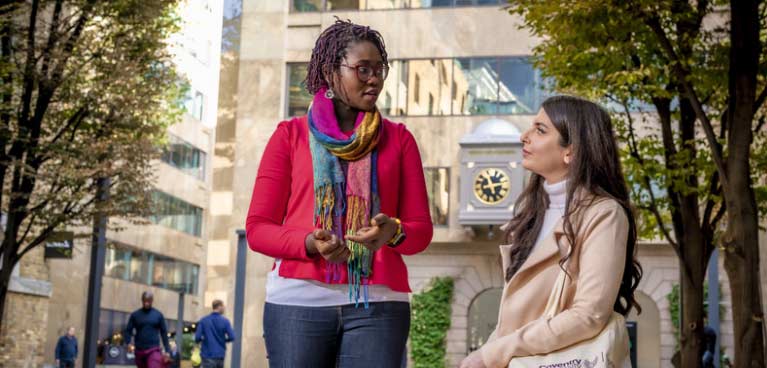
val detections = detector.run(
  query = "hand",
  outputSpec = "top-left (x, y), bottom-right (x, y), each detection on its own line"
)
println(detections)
top-left (459, 351), bottom-right (487, 368)
top-left (305, 229), bottom-right (350, 263)
top-left (345, 213), bottom-right (398, 252)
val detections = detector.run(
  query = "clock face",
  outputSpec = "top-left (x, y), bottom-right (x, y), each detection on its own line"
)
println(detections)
top-left (473, 168), bottom-right (511, 204)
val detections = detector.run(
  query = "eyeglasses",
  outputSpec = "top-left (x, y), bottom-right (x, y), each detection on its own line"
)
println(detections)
top-left (339, 63), bottom-right (389, 82)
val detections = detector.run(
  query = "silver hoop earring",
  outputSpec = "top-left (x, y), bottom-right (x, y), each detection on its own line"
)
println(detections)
top-left (324, 89), bottom-right (335, 99)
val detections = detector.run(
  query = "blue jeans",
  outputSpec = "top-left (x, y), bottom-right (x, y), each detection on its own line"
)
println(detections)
top-left (263, 302), bottom-right (410, 368)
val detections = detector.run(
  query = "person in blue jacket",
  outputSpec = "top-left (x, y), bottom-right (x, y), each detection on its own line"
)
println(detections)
top-left (194, 299), bottom-right (236, 368)
top-left (55, 326), bottom-right (78, 368)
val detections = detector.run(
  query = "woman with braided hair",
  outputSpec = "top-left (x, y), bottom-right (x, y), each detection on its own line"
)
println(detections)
top-left (246, 19), bottom-right (432, 367)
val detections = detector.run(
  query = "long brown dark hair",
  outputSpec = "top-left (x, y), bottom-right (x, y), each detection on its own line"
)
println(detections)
top-left (504, 95), bottom-right (642, 316)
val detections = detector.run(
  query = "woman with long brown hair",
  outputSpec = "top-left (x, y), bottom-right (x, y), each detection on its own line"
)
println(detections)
top-left (461, 95), bottom-right (642, 368)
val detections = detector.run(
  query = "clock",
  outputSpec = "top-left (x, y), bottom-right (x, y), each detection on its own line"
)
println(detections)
top-left (473, 168), bottom-right (511, 204)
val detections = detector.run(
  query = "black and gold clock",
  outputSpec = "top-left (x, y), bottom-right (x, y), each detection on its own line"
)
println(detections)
top-left (473, 168), bottom-right (511, 204)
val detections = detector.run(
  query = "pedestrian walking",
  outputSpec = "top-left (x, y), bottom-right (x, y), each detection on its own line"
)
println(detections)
top-left (194, 299), bottom-right (235, 368)
top-left (124, 291), bottom-right (172, 368)
top-left (55, 326), bottom-right (78, 368)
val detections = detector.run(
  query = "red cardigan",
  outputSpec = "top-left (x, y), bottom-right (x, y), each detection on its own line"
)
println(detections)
top-left (246, 116), bottom-right (433, 293)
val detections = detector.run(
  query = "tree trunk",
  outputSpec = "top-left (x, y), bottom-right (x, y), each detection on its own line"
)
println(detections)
top-left (724, 0), bottom-right (765, 367)
top-left (677, 214), bottom-right (709, 368)
top-left (673, 94), bottom-right (710, 368)
top-left (679, 259), bottom-right (706, 368)
top-left (0, 246), bottom-right (17, 336)
top-left (724, 160), bottom-right (765, 368)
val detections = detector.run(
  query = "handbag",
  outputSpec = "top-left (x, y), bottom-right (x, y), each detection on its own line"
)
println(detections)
top-left (507, 268), bottom-right (631, 368)
top-left (190, 346), bottom-right (202, 366)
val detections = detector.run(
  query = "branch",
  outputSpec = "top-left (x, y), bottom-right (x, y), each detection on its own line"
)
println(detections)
top-left (755, 83), bottom-right (767, 112)
top-left (46, 0), bottom-right (96, 89)
top-left (710, 201), bottom-right (727, 231)
top-left (17, 179), bottom-right (72, 245)
top-left (47, 105), bottom-right (88, 145)
top-left (27, 0), bottom-right (96, 146)
top-left (17, 0), bottom-right (40, 129)
top-left (0, 1), bottom-right (24, 17)
top-left (39, 0), bottom-right (63, 80)
top-left (15, 206), bottom-right (73, 262)
top-left (15, 194), bottom-right (94, 262)
top-left (638, 9), bottom-right (730, 191)
top-left (695, 0), bottom-right (710, 31)
top-left (702, 174), bottom-right (721, 227)
top-left (620, 100), bottom-right (678, 248)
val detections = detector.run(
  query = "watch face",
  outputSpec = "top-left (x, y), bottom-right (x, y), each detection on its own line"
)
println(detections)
top-left (473, 168), bottom-right (510, 204)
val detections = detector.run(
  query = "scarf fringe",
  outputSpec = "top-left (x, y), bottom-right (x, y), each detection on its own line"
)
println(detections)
top-left (314, 183), bottom-right (346, 229)
top-left (346, 195), bottom-right (372, 308)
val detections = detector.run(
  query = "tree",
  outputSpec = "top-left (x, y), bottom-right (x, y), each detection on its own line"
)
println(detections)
top-left (0, 0), bottom-right (184, 335)
top-left (507, 0), bottom-right (767, 366)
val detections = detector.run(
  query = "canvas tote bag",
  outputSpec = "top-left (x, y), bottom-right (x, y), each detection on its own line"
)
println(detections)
top-left (507, 268), bottom-right (631, 368)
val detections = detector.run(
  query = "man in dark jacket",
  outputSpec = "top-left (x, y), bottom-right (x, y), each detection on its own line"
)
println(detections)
top-left (194, 300), bottom-right (236, 368)
top-left (125, 291), bottom-right (171, 368)
top-left (55, 326), bottom-right (78, 368)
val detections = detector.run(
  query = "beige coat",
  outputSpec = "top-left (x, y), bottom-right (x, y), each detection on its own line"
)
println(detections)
top-left (479, 197), bottom-right (629, 368)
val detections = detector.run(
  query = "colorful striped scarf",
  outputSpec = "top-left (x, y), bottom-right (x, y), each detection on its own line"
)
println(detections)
top-left (307, 88), bottom-right (381, 307)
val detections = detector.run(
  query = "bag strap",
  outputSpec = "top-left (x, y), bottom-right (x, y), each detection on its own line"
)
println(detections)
top-left (542, 267), bottom-right (568, 318)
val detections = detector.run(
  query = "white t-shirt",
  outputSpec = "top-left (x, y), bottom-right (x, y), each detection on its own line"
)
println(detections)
top-left (265, 259), bottom-right (410, 307)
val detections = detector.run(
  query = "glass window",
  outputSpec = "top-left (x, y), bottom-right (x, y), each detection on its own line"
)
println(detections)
top-left (414, 74), bottom-right (420, 104)
top-left (292, 0), bottom-right (323, 12)
top-left (188, 264), bottom-right (199, 295)
top-left (287, 63), bottom-right (312, 118)
top-left (366, 0), bottom-right (407, 9)
top-left (153, 257), bottom-right (197, 294)
top-left (407, 59), bottom-right (452, 116)
top-left (327, 0), bottom-right (361, 10)
top-left (150, 191), bottom-right (203, 237)
top-left (424, 167), bottom-right (450, 226)
top-left (183, 89), bottom-right (204, 121)
top-left (129, 249), bottom-right (150, 284)
top-left (105, 244), bottom-right (131, 281)
top-left (151, 254), bottom-right (172, 289)
top-left (377, 60), bottom-right (408, 116)
top-left (453, 58), bottom-right (499, 115)
top-left (98, 309), bottom-right (131, 346)
top-left (467, 288), bottom-right (503, 352)
top-left (285, 57), bottom-right (550, 118)
top-left (497, 57), bottom-right (548, 115)
top-left (456, 0), bottom-right (500, 5)
top-left (410, 0), bottom-right (454, 7)
top-left (162, 134), bottom-right (207, 180)
top-left (104, 242), bottom-right (200, 295)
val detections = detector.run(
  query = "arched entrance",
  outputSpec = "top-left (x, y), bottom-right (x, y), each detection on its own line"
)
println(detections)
top-left (627, 291), bottom-right (661, 368)
top-left (467, 287), bottom-right (503, 353)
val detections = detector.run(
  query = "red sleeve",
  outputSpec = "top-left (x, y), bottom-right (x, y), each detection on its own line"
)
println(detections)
top-left (392, 127), bottom-right (433, 255)
top-left (245, 121), bottom-right (313, 261)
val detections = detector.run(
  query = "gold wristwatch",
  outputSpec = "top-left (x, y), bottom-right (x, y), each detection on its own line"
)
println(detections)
top-left (387, 217), bottom-right (406, 247)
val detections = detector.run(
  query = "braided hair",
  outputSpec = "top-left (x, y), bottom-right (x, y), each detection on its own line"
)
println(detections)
top-left (304, 18), bottom-right (388, 95)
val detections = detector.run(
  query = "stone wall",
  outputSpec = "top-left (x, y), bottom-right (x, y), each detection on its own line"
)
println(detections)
top-left (0, 247), bottom-right (51, 368)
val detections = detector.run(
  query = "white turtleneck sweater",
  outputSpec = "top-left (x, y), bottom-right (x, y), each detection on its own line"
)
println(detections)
top-left (534, 179), bottom-right (568, 249)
